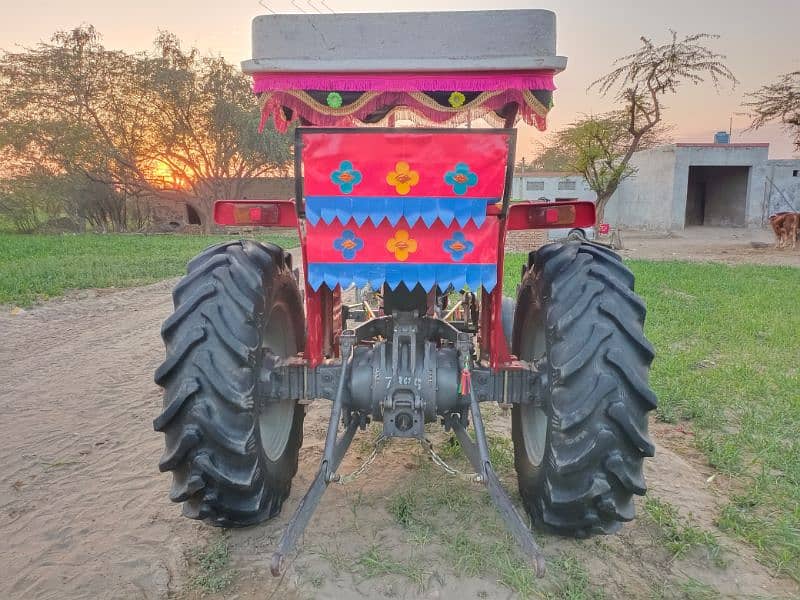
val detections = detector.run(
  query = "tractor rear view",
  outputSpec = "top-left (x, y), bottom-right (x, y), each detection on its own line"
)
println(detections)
top-left (153, 9), bottom-right (657, 577)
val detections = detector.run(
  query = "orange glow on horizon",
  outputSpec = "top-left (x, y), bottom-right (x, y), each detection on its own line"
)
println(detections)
top-left (145, 159), bottom-right (192, 189)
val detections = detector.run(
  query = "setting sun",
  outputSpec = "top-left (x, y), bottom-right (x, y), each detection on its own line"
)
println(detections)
top-left (144, 159), bottom-right (192, 189)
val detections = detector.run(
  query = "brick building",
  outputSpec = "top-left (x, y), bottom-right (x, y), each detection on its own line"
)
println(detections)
top-left (146, 177), bottom-right (296, 228)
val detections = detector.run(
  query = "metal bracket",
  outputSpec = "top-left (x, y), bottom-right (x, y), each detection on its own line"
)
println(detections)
top-left (444, 425), bottom-right (546, 574)
top-left (444, 356), bottom-right (547, 578)
top-left (470, 361), bottom-right (548, 405)
top-left (260, 355), bottom-right (341, 403)
top-left (270, 331), bottom-right (360, 577)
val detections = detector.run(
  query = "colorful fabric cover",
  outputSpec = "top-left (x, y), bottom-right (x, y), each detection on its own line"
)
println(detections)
top-left (300, 130), bottom-right (513, 293)
top-left (256, 71), bottom-right (555, 132)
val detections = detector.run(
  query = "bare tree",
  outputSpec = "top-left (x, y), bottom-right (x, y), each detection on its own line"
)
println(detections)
top-left (584, 31), bottom-right (738, 224)
top-left (136, 32), bottom-right (294, 227)
top-left (0, 27), bottom-right (152, 211)
top-left (0, 26), bottom-right (293, 232)
top-left (743, 71), bottom-right (800, 151)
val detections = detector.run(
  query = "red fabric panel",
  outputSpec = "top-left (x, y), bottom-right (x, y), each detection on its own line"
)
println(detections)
top-left (301, 132), bottom-right (510, 197)
top-left (306, 217), bottom-right (499, 265)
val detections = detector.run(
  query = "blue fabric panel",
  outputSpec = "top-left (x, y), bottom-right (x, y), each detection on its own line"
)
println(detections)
top-left (305, 199), bottom-right (321, 225)
top-left (403, 197), bottom-right (423, 227)
top-left (351, 200), bottom-right (370, 226)
top-left (385, 200), bottom-right (403, 226)
top-left (453, 200), bottom-right (471, 228)
top-left (420, 199), bottom-right (440, 227)
top-left (384, 264), bottom-right (405, 290)
top-left (472, 202), bottom-right (487, 227)
top-left (307, 264), bottom-right (324, 290)
top-left (417, 268), bottom-right (437, 292)
top-left (465, 265), bottom-right (483, 291)
top-left (480, 265), bottom-right (497, 291)
top-left (305, 197), bottom-right (498, 227)
top-left (307, 263), bottom-right (498, 293)
top-left (368, 198), bottom-right (389, 226)
top-left (335, 202), bottom-right (351, 226)
top-left (320, 198), bottom-right (338, 225)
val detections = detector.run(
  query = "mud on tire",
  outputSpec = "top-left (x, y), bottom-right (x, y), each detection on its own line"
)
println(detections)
top-left (154, 240), bottom-right (305, 527)
top-left (511, 241), bottom-right (657, 536)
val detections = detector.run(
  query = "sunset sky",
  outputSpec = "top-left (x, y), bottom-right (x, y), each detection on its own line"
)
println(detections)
top-left (1, 0), bottom-right (798, 158)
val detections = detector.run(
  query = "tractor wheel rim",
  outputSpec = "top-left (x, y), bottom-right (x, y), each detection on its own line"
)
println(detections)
top-left (260, 400), bottom-right (295, 462)
top-left (520, 319), bottom-right (548, 467)
top-left (259, 301), bottom-right (296, 462)
top-left (520, 406), bottom-right (548, 466)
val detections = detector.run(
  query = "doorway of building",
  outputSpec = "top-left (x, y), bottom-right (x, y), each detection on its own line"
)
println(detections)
top-left (685, 166), bottom-right (750, 226)
top-left (186, 204), bottom-right (202, 225)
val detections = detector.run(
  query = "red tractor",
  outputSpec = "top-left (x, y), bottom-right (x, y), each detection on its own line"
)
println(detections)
top-left (154, 9), bottom-right (656, 577)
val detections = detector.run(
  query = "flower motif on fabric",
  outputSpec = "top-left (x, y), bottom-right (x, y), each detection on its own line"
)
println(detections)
top-left (448, 91), bottom-right (466, 108)
top-left (443, 231), bottom-right (474, 261)
top-left (326, 92), bottom-right (343, 108)
top-left (386, 161), bottom-right (420, 195)
top-left (386, 229), bottom-right (418, 262)
top-left (330, 160), bottom-right (362, 194)
top-left (444, 162), bottom-right (478, 195)
top-left (333, 229), bottom-right (364, 260)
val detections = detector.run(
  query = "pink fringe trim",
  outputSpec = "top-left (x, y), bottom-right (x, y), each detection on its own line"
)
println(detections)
top-left (252, 70), bottom-right (556, 93)
top-left (259, 90), bottom-right (548, 133)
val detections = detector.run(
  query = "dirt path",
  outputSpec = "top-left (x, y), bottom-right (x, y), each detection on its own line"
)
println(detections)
top-left (0, 279), bottom-right (202, 599)
top-left (505, 226), bottom-right (800, 267)
top-left (615, 226), bottom-right (800, 267)
top-left (1, 240), bottom-right (798, 599)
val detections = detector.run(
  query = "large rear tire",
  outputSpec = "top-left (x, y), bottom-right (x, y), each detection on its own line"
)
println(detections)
top-left (154, 240), bottom-right (305, 527)
top-left (511, 242), bottom-right (656, 536)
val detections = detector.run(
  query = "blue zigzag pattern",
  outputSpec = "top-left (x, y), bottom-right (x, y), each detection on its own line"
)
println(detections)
top-left (307, 263), bottom-right (497, 292)
top-left (305, 196), bottom-right (496, 227)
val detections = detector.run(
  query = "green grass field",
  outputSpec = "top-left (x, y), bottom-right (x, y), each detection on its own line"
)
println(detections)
top-left (0, 232), bottom-right (299, 306)
top-left (504, 255), bottom-right (800, 581)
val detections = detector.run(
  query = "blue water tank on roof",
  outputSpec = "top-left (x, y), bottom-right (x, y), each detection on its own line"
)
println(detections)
top-left (714, 131), bottom-right (730, 144)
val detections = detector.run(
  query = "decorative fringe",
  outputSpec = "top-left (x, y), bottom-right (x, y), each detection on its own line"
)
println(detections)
top-left (253, 70), bottom-right (556, 93)
top-left (261, 90), bottom-right (549, 133)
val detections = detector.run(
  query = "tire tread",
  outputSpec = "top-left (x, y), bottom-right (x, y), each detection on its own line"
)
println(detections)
top-left (513, 241), bottom-right (657, 536)
top-left (154, 240), bottom-right (304, 527)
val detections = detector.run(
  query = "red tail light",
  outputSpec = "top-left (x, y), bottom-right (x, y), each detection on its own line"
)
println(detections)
top-left (506, 200), bottom-right (596, 231)
top-left (531, 204), bottom-right (576, 227)
top-left (214, 200), bottom-right (298, 227)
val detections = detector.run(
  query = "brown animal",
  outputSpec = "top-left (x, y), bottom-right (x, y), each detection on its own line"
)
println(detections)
top-left (769, 212), bottom-right (800, 249)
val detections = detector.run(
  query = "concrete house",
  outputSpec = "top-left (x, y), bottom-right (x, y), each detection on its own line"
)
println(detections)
top-left (766, 159), bottom-right (800, 215)
top-left (604, 143), bottom-right (800, 230)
